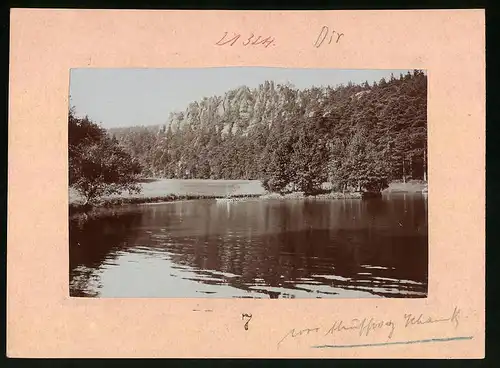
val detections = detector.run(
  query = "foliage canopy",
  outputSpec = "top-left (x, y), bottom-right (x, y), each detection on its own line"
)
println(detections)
top-left (69, 109), bottom-right (142, 204)
top-left (89, 70), bottom-right (427, 195)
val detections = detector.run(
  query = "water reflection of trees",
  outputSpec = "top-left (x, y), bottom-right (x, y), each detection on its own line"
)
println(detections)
top-left (70, 196), bottom-right (428, 298)
top-left (69, 209), bottom-right (143, 296)
top-left (160, 197), bottom-right (428, 298)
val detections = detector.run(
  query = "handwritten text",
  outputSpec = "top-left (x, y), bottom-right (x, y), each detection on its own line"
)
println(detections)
top-left (216, 32), bottom-right (276, 48)
top-left (314, 26), bottom-right (344, 48)
top-left (277, 307), bottom-right (462, 349)
top-left (404, 306), bottom-right (460, 329)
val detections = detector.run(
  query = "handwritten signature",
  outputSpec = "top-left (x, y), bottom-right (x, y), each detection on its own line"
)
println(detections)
top-left (277, 307), bottom-right (461, 348)
top-left (215, 32), bottom-right (275, 48)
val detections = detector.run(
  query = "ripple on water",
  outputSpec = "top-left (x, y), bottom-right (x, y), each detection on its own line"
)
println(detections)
top-left (69, 196), bottom-right (428, 298)
top-left (312, 274), bottom-right (352, 282)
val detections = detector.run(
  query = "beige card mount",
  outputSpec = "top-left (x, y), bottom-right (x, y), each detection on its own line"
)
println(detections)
top-left (7, 9), bottom-right (485, 358)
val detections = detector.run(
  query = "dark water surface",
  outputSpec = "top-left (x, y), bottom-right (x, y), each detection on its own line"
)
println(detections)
top-left (69, 195), bottom-right (428, 298)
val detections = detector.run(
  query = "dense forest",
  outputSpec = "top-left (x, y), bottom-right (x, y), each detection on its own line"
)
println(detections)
top-left (107, 70), bottom-right (427, 194)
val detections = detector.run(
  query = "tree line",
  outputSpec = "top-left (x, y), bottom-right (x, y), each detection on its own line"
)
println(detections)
top-left (109, 70), bottom-right (427, 194)
top-left (70, 70), bottom-right (426, 201)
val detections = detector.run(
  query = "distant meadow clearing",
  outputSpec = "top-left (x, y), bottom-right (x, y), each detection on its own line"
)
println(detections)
top-left (69, 178), bottom-right (427, 206)
top-left (69, 179), bottom-right (267, 204)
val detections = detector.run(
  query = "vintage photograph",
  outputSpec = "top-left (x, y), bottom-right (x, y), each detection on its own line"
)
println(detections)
top-left (69, 68), bottom-right (428, 298)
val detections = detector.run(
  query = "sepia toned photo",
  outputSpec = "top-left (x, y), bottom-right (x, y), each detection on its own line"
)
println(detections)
top-left (69, 67), bottom-right (428, 299)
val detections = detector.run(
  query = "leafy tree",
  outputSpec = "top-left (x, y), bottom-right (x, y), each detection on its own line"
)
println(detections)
top-left (69, 109), bottom-right (142, 205)
top-left (291, 120), bottom-right (328, 194)
top-left (260, 118), bottom-right (293, 192)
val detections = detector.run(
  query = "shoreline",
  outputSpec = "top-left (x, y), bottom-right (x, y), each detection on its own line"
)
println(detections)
top-left (69, 194), bottom-right (261, 215)
top-left (68, 191), bottom-right (376, 217)
top-left (69, 179), bottom-right (428, 216)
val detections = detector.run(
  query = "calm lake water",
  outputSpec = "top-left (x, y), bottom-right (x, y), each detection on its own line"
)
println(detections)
top-left (69, 195), bottom-right (428, 298)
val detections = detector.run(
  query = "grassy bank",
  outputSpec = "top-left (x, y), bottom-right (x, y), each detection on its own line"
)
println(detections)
top-left (260, 191), bottom-right (364, 200)
top-left (69, 179), bottom-right (265, 214)
top-left (68, 191), bottom-right (367, 216)
top-left (69, 179), bottom-right (266, 202)
top-left (383, 180), bottom-right (428, 193)
top-left (69, 192), bottom-right (263, 216)
top-left (69, 178), bottom-right (427, 215)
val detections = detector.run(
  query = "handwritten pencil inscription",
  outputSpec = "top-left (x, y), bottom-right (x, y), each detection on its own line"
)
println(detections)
top-left (215, 26), bottom-right (344, 49)
top-left (324, 317), bottom-right (396, 339)
top-left (314, 26), bottom-right (344, 48)
top-left (216, 32), bottom-right (276, 48)
top-left (404, 306), bottom-right (460, 329)
top-left (277, 307), bottom-right (462, 349)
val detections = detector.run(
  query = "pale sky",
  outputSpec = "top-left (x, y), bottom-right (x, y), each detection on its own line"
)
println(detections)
top-left (69, 68), bottom-right (415, 129)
